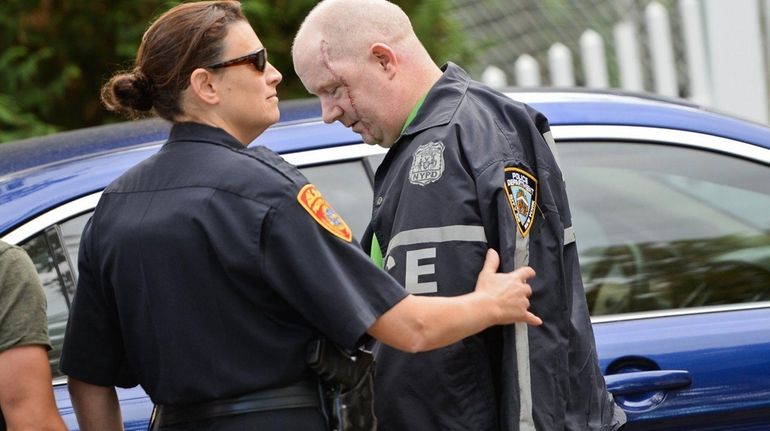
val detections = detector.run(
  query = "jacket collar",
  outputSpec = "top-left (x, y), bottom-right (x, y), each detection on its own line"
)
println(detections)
top-left (400, 62), bottom-right (470, 137)
top-left (166, 122), bottom-right (244, 150)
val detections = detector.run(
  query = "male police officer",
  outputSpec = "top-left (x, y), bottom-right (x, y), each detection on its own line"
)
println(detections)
top-left (293, 1), bottom-right (627, 430)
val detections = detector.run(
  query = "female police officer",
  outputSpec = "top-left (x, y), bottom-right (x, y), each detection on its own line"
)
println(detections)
top-left (59, 2), bottom-right (541, 430)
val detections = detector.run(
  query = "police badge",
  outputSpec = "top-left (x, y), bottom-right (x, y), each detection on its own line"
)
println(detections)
top-left (409, 141), bottom-right (445, 186)
top-left (503, 167), bottom-right (538, 237)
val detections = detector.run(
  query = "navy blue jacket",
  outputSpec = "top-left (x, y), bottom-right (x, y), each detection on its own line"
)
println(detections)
top-left (363, 64), bottom-right (625, 431)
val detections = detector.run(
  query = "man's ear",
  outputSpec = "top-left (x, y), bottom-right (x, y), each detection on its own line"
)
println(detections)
top-left (188, 68), bottom-right (220, 105)
top-left (370, 43), bottom-right (398, 79)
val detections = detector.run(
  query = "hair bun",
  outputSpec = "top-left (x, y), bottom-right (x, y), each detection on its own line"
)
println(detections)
top-left (109, 71), bottom-right (155, 112)
top-left (132, 72), bottom-right (156, 111)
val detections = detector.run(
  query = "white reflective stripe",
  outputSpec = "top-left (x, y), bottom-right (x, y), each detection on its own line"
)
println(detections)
top-left (542, 130), bottom-right (561, 169)
top-left (564, 226), bottom-right (576, 245)
top-left (385, 256), bottom-right (396, 270)
top-left (514, 232), bottom-right (536, 431)
top-left (385, 225), bottom-right (487, 256)
top-left (515, 322), bottom-right (535, 430)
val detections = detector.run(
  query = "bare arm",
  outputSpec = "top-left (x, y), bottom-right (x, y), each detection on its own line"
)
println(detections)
top-left (368, 249), bottom-right (541, 353)
top-left (68, 377), bottom-right (124, 431)
top-left (0, 345), bottom-right (67, 431)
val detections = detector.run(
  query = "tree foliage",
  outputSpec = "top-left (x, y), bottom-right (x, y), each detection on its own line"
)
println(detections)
top-left (0, 0), bottom-right (472, 143)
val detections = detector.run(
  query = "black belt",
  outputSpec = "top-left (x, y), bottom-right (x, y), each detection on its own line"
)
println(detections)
top-left (155, 380), bottom-right (321, 427)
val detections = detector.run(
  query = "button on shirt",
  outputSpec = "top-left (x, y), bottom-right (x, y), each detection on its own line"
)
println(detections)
top-left (60, 122), bottom-right (408, 405)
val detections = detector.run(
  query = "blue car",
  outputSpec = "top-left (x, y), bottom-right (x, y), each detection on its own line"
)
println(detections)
top-left (2, 91), bottom-right (769, 430)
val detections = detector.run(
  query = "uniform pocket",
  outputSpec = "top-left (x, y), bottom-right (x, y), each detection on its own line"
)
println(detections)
top-left (438, 337), bottom-right (497, 429)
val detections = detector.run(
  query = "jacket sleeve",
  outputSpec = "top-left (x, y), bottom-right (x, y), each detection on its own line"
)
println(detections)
top-left (475, 158), bottom-right (539, 273)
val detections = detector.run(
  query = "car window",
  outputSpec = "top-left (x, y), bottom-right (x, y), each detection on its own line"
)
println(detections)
top-left (365, 153), bottom-right (386, 174)
top-left (20, 229), bottom-right (75, 379)
top-left (560, 142), bottom-right (770, 316)
top-left (300, 160), bottom-right (374, 241)
top-left (59, 212), bottom-right (91, 280)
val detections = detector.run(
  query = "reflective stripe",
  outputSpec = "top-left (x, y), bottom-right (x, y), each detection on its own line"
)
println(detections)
top-left (385, 225), bottom-right (487, 256)
top-left (515, 322), bottom-right (535, 430)
top-left (542, 130), bottom-right (561, 169)
top-left (564, 226), bottom-right (576, 245)
top-left (514, 231), bottom-right (536, 431)
top-left (385, 256), bottom-right (396, 270)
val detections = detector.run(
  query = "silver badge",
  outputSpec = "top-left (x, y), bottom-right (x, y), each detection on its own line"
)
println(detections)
top-left (409, 141), bottom-right (445, 186)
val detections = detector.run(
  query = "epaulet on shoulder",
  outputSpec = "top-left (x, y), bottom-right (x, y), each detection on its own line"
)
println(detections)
top-left (242, 145), bottom-right (305, 189)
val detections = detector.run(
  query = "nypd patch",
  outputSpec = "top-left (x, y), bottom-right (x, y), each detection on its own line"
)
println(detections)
top-left (297, 184), bottom-right (353, 242)
top-left (409, 141), bottom-right (445, 186)
top-left (503, 167), bottom-right (538, 237)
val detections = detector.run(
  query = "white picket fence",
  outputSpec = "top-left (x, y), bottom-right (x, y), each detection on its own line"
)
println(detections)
top-left (480, 0), bottom-right (770, 125)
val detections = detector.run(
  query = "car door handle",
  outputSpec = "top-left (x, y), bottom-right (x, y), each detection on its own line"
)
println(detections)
top-left (604, 370), bottom-right (692, 395)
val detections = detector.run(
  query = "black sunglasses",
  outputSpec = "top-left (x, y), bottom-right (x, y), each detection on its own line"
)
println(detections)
top-left (205, 48), bottom-right (267, 72)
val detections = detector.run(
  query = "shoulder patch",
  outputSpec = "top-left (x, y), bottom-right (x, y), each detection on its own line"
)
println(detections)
top-left (409, 141), bottom-right (445, 186)
top-left (297, 184), bottom-right (352, 242)
top-left (503, 167), bottom-right (538, 237)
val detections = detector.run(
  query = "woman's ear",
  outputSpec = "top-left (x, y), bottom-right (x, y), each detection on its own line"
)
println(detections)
top-left (370, 43), bottom-right (398, 79)
top-left (188, 68), bottom-right (220, 105)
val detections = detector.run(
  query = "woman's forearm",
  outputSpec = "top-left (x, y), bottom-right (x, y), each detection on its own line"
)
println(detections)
top-left (368, 249), bottom-right (541, 352)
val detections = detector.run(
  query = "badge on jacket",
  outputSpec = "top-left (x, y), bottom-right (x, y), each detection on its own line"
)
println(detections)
top-left (503, 167), bottom-right (538, 237)
top-left (409, 141), bottom-right (445, 186)
top-left (297, 184), bottom-right (353, 242)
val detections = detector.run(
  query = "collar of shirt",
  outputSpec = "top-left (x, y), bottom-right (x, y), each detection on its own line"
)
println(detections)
top-left (399, 62), bottom-right (470, 138)
top-left (400, 92), bottom-right (428, 135)
top-left (166, 122), bottom-right (244, 150)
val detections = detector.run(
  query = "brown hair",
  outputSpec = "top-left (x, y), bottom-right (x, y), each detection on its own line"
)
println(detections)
top-left (101, 1), bottom-right (246, 121)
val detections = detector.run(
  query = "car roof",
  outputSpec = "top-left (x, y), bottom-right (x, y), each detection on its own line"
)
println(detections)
top-left (507, 89), bottom-right (770, 149)
top-left (0, 99), bottom-right (358, 235)
top-left (3, 90), bottom-right (769, 177)
top-left (0, 99), bottom-right (333, 178)
top-left (2, 90), bottom-right (769, 235)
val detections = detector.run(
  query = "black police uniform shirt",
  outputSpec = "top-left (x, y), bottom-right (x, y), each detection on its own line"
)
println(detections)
top-left (59, 122), bottom-right (408, 406)
top-left (362, 63), bottom-right (626, 431)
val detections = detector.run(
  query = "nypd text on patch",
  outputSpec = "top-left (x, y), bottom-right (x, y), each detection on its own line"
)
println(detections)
top-left (409, 141), bottom-right (445, 186)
